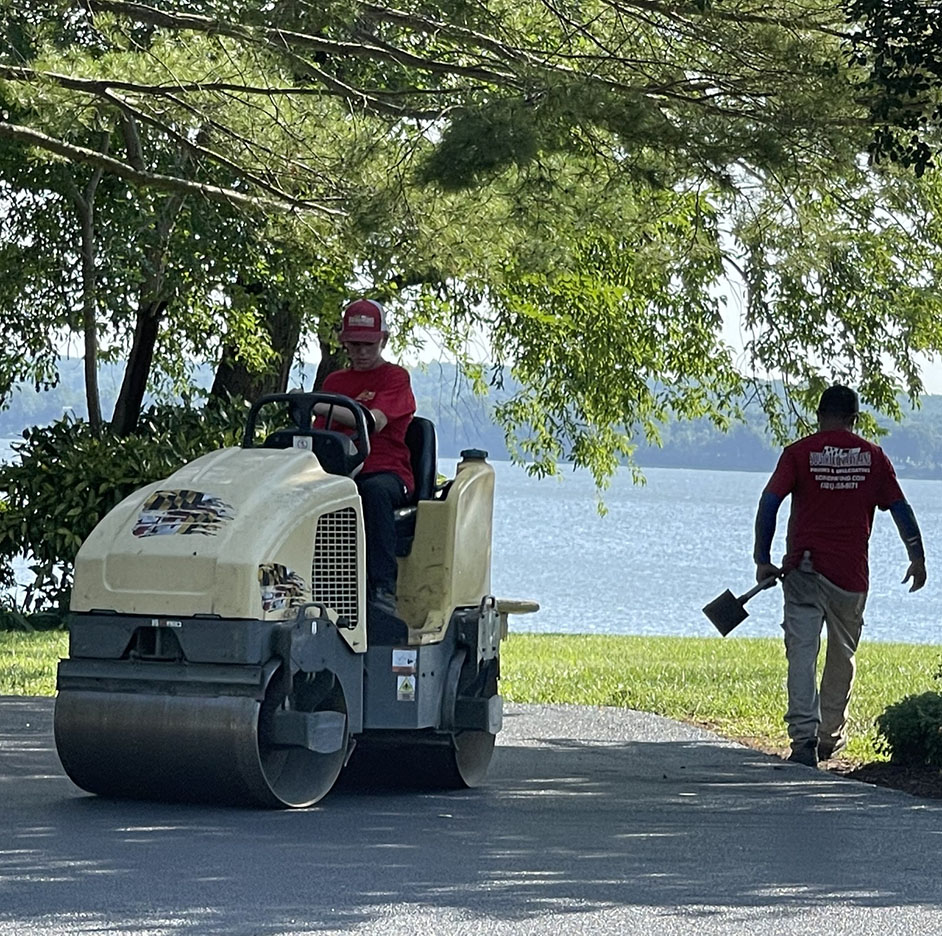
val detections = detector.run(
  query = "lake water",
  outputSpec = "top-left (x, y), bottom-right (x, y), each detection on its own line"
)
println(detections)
top-left (480, 459), bottom-right (942, 646)
top-left (3, 439), bottom-right (940, 645)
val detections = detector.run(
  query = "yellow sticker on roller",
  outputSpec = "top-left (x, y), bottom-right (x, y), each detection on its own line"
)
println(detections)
top-left (397, 675), bottom-right (415, 702)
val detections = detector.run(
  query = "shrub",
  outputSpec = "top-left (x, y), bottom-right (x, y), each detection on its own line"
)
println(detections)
top-left (0, 399), bottom-right (248, 613)
top-left (875, 691), bottom-right (942, 768)
top-left (0, 608), bottom-right (67, 632)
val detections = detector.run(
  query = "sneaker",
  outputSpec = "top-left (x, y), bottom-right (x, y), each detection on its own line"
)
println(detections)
top-left (370, 588), bottom-right (398, 617)
top-left (787, 739), bottom-right (819, 767)
top-left (817, 737), bottom-right (847, 761)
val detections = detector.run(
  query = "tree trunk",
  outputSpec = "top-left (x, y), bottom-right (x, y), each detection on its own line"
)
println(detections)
top-left (313, 338), bottom-right (344, 390)
top-left (66, 142), bottom-right (108, 435)
top-left (110, 300), bottom-right (166, 435)
top-left (110, 189), bottom-right (185, 436)
top-left (211, 292), bottom-right (304, 402)
top-left (76, 198), bottom-right (102, 434)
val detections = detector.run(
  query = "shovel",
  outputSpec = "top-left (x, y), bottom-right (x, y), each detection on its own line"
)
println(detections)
top-left (702, 575), bottom-right (779, 636)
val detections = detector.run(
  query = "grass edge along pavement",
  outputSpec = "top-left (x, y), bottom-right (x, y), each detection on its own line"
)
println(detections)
top-left (3, 630), bottom-right (942, 790)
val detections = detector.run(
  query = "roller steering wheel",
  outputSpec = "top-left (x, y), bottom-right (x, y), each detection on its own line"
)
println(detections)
top-left (244, 392), bottom-right (376, 476)
top-left (346, 401), bottom-right (376, 438)
top-left (315, 397), bottom-right (375, 463)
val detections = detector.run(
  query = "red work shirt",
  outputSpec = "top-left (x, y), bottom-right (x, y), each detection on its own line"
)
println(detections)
top-left (321, 362), bottom-right (416, 493)
top-left (765, 429), bottom-right (904, 592)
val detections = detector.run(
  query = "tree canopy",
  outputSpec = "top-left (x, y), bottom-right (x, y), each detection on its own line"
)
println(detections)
top-left (847, 0), bottom-right (942, 176)
top-left (2, 1), bottom-right (942, 485)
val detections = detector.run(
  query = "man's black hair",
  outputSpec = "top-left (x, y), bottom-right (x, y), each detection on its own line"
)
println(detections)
top-left (817, 384), bottom-right (859, 418)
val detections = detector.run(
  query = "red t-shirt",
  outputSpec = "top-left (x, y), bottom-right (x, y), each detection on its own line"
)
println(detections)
top-left (764, 429), bottom-right (904, 592)
top-left (321, 362), bottom-right (416, 492)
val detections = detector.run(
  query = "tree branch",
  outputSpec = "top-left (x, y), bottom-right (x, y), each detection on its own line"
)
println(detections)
top-left (0, 64), bottom-right (462, 121)
top-left (0, 120), bottom-right (344, 215)
top-left (103, 87), bottom-right (342, 206)
top-left (87, 0), bottom-right (520, 86)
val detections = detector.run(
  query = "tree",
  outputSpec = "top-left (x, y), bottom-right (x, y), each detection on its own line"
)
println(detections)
top-left (846, 0), bottom-right (942, 176)
top-left (1, 6), bottom-right (359, 431)
top-left (3, 1), bottom-right (942, 485)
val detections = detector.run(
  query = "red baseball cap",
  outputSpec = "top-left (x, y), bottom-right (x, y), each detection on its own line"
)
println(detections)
top-left (339, 299), bottom-right (388, 342)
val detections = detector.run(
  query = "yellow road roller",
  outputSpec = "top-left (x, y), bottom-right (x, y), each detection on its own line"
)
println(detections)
top-left (54, 392), bottom-right (537, 807)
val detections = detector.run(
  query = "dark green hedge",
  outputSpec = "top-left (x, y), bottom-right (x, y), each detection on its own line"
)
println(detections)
top-left (876, 689), bottom-right (942, 768)
top-left (0, 401), bottom-right (247, 615)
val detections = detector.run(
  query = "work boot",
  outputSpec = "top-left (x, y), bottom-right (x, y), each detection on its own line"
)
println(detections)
top-left (817, 737), bottom-right (847, 761)
top-left (787, 739), bottom-right (819, 767)
top-left (371, 588), bottom-right (398, 617)
top-left (367, 589), bottom-right (406, 643)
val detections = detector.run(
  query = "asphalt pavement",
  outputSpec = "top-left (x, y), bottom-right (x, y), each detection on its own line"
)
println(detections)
top-left (3, 696), bottom-right (942, 936)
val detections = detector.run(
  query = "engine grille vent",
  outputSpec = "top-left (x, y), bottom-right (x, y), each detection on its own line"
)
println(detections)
top-left (312, 507), bottom-right (359, 627)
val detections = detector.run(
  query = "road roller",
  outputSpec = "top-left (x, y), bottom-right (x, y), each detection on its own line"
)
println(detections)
top-left (54, 392), bottom-right (537, 808)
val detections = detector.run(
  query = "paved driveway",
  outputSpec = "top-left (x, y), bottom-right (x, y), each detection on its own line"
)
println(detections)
top-left (2, 696), bottom-right (941, 935)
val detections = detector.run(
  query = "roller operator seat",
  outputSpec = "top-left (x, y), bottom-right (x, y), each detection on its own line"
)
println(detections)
top-left (394, 416), bottom-right (438, 556)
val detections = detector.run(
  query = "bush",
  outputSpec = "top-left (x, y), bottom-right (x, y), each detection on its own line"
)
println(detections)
top-left (0, 399), bottom-right (248, 613)
top-left (0, 608), bottom-right (68, 632)
top-left (875, 691), bottom-right (942, 768)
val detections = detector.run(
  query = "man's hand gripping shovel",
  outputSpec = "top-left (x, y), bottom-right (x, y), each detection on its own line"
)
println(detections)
top-left (702, 573), bottom-right (781, 636)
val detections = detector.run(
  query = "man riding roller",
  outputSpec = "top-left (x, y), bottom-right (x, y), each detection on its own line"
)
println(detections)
top-left (753, 385), bottom-right (927, 767)
top-left (314, 299), bottom-right (416, 617)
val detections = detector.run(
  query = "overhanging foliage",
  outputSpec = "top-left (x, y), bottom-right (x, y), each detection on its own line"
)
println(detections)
top-left (1, 2), bottom-right (942, 486)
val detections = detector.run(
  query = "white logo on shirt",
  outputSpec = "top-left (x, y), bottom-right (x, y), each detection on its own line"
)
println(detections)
top-left (809, 446), bottom-right (872, 468)
top-left (809, 446), bottom-right (871, 490)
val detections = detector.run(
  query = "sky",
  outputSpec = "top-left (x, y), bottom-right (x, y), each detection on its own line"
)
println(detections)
top-left (717, 279), bottom-right (942, 399)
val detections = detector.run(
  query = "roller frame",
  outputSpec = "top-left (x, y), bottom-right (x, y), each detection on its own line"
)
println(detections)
top-left (55, 599), bottom-right (503, 807)
top-left (54, 414), bottom-right (517, 808)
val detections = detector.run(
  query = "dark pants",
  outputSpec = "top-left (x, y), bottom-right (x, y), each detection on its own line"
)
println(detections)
top-left (356, 472), bottom-right (409, 595)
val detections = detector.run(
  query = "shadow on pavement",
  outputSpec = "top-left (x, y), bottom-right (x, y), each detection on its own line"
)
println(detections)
top-left (2, 698), bottom-right (941, 935)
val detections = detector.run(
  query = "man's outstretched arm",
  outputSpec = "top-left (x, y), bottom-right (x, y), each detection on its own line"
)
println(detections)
top-left (889, 499), bottom-right (927, 592)
top-left (753, 490), bottom-right (783, 583)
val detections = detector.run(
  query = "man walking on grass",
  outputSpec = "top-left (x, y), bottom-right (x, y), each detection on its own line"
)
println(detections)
top-left (753, 385), bottom-right (927, 767)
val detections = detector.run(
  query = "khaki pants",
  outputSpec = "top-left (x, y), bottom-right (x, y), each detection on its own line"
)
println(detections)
top-left (781, 569), bottom-right (866, 748)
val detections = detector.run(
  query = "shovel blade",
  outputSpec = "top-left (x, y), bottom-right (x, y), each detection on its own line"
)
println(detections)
top-left (702, 589), bottom-right (748, 636)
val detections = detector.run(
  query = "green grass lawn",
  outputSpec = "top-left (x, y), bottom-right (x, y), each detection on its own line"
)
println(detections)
top-left (0, 631), bottom-right (68, 696)
top-left (3, 630), bottom-right (939, 765)
top-left (501, 633), bottom-right (941, 763)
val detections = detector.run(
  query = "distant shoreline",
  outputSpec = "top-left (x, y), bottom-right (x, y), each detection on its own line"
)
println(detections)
top-left (4, 436), bottom-right (942, 481)
top-left (7, 359), bottom-right (942, 475)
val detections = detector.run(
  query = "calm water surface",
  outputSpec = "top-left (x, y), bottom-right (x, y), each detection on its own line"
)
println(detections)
top-left (480, 459), bottom-right (942, 646)
top-left (4, 440), bottom-right (940, 644)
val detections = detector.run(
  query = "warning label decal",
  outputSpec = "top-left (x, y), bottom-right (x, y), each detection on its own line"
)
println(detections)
top-left (392, 649), bottom-right (417, 675)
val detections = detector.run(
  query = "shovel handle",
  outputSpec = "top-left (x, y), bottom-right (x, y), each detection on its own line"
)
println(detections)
top-left (737, 575), bottom-right (779, 604)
